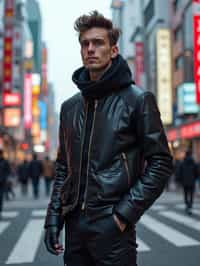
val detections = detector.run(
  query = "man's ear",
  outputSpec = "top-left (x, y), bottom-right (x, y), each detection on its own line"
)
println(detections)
top-left (111, 45), bottom-right (119, 59)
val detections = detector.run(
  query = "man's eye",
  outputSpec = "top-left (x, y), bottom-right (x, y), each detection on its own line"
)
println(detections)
top-left (81, 41), bottom-right (89, 47)
top-left (93, 40), bottom-right (103, 46)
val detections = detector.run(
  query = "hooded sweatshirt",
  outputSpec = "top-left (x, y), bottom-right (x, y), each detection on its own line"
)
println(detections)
top-left (72, 54), bottom-right (133, 99)
top-left (72, 54), bottom-right (134, 208)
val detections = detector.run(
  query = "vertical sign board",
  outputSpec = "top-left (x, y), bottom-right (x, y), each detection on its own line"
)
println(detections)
top-left (24, 73), bottom-right (32, 129)
top-left (193, 0), bottom-right (200, 104)
top-left (156, 29), bottom-right (173, 125)
top-left (2, 0), bottom-right (15, 92)
top-left (135, 42), bottom-right (144, 87)
top-left (38, 100), bottom-right (47, 130)
top-left (42, 46), bottom-right (48, 95)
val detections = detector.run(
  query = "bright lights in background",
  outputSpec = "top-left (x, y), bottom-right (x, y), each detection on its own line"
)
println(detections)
top-left (24, 73), bottom-right (32, 129)
top-left (177, 83), bottom-right (200, 114)
top-left (2, 91), bottom-right (21, 106)
top-left (24, 40), bottom-right (33, 58)
top-left (3, 108), bottom-right (21, 127)
top-left (33, 144), bottom-right (45, 153)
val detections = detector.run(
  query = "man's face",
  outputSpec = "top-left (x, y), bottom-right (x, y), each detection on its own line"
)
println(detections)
top-left (80, 27), bottom-right (118, 72)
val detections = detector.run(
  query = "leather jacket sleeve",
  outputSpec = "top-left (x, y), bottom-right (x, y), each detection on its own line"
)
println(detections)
top-left (115, 92), bottom-right (173, 224)
top-left (44, 105), bottom-right (67, 230)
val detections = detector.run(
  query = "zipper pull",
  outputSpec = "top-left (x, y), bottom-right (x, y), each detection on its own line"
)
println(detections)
top-left (122, 153), bottom-right (126, 160)
top-left (81, 202), bottom-right (85, 210)
top-left (94, 100), bottom-right (98, 109)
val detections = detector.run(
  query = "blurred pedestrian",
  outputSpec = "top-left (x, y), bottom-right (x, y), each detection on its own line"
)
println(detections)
top-left (0, 149), bottom-right (11, 219)
top-left (173, 158), bottom-right (182, 191)
top-left (196, 161), bottom-right (200, 194)
top-left (17, 159), bottom-right (29, 196)
top-left (28, 153), bottom-right (43, 199)
top-left (42, 156), bottom-right (54, 196)
top-left (178, 150), bottom-right (198, 215)
top-left (44, 11), bottom-right (173, 266)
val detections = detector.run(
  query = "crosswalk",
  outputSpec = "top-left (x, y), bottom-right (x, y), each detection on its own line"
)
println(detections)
top-left (0, 204), bottom-right (200, 264)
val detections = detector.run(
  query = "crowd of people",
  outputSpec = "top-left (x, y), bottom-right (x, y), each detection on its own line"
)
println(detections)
top-left (0, 149), bottom-right (55, 220)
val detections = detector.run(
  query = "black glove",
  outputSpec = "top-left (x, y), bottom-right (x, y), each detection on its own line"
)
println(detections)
top-left (44, 226), bottom-right (63, 255)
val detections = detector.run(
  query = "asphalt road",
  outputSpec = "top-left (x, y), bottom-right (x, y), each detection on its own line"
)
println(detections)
top-left (1, 185), bottom-right (200, 266)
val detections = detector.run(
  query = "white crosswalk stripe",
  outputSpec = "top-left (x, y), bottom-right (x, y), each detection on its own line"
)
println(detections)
top-left (175, 203), bottom-right (200, 209)
top-left (150, 205), bottom-right (167, 211)
top-left (136, 237), bottom-right (151, 252)
top-left (2, 211), bottom-right (19, 218)
top-left (0, 221), bottom-right (11, 234)
top-left (6, 219), bottom-right (44, 264)
top-left (139, 214), bottom-right (200, 247)
top-left (159, 211), bottom-right (200, 231)
top-left (31, 209), bottom-right (47, 217)
top-left (191, 209), bottom-right (200, 216)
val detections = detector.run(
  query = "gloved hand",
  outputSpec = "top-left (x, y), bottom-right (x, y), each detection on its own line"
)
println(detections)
top-left (44, 226), bottom-right (64, 255)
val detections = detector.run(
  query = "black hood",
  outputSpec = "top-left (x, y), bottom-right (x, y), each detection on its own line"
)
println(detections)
top-left (72, 54), bottom-right (134, 99)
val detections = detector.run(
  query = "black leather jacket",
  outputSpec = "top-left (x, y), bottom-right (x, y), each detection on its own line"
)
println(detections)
top-left (45, 84), bottom-right (173, 229)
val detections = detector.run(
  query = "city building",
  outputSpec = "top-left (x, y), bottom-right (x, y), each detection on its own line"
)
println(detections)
top-left (167, 0), bottom-right (200, 161)
top-left (25, 0), bottom-right (42, 73)
top-left (111, 0), bottom-right (173, 126)
top-left (47, 82), bottom-right (58, 159)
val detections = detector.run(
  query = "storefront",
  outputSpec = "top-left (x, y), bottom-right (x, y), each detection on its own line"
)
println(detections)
top-left (167, 120), bottom-right (200, 161)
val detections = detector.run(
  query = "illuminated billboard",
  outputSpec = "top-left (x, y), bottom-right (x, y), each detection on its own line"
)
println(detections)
top-left (4, 108), bottom-right (21, 127)
top-left (24, 73), bottom-right (32, 129)
top-left (3, 92), bottom-right (21, 106)
top-left (2, 0), bottom-right (15, 91)
top-left (156, 29), bottom-right (173, 125)
top-left (177, 83), bottom-right (200, 114)
top-left (32, 73), bottom-right (41, 95)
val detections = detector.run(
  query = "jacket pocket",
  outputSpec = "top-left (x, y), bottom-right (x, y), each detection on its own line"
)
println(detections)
top-left (121, 153), bottom-right (131, 187)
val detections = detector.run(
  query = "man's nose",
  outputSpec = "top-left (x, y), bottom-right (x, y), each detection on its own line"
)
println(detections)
top-left (88, 42), bottom-right (95, 52)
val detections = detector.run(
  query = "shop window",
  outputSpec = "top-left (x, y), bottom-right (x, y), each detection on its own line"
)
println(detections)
top-left (174, 26), bottom-right (182, 41)
top-left (175, 56), bottom-right (184, 70)
top-left (144, 0), bottom-right (154, 27)
top-left (183, 4), bottom-right (193, 50)
top-left (173, 0), bottom-right (182, 13)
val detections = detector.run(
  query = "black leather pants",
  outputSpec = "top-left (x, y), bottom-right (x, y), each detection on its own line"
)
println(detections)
top-left (64, 210), bottom-right (137, 266)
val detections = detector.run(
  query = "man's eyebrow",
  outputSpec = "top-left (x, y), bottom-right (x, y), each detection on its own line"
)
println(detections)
top-left (80, 37), bottom-right (105, 42)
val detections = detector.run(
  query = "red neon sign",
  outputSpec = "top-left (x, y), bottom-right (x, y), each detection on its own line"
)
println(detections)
top-left (2, 0), bottom-right (14, 92)
top-left (3, 92), bottom-right (21, 106)
top-left (193, 0), bottom-right (200, 104)
top-left (180, 121), bottom-right (200, 139)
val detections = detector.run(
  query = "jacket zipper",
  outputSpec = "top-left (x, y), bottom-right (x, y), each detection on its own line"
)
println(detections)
top-left (81, 100), bottom-right (98, 210)
top-left (71, 101), bottom-right (89, 209)
top-left (122, 152), bottom-right (131, 186)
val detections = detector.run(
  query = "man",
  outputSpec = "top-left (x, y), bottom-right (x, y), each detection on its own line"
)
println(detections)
top-left (42, 156), bottom-right (54, 196)
top-left (0, 149), bottom-right (11, 219)
top-left (44, 11), bottom-right (173, 266)
top-left (28, 153), bottom-right (43, 199)
top-left (178, 150), bottom-right (198, 215)
top-left (17, 159), bottom-right (29, 196)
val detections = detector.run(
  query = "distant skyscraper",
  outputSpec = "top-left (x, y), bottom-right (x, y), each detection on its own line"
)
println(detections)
top-left (25, 0), bottom-right (42, 73)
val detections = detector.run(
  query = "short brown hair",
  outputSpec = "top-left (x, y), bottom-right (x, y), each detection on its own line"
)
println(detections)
top-left (74, 10), bottom-right (121, 46)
